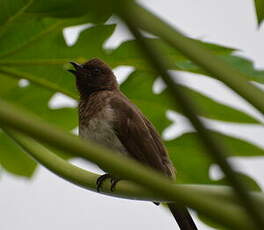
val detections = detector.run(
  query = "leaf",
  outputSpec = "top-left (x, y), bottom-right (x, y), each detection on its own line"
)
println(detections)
top-left (166, 131), bottom-right (264, 184)
top-left (0, 24), bottom-right (116, 98)
top-left (0, 0), bottom-right (32, 25)
top-left (110, 38), bottom-right (264, 83)
top-left (254, 0), bottom-right (264, 25)
top-left (0, 130), bottom-right (36, 178)
top-left (0, 74), bottom-right (77, 177)
top-left (0, 1), bottom-right (111, 58)
top-left (0, 3), bottom-right (114, 178)
top-left (215, 173), bottom-right (261, 191)
top-left (121, 71), bottom-right (259, 124)
top-left (27, 0), bottom-right (114, 20)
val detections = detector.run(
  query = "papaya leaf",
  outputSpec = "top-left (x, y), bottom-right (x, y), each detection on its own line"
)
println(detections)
top-left (110, 38), bottom-right (264, 83)
top-left (166, 131), bottom-right (264, 184)
top-left (0, 74), bottom-right (77, 177)
top-left (0, 130), bottom-right (36, 178)
top-left (121, 71), bottom-right (259, 124)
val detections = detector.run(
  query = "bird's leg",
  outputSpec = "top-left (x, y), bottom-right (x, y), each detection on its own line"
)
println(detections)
top-left (96, 173), bottom-right (111, 192)
top-left (96, 174), bottom-right (120, 192)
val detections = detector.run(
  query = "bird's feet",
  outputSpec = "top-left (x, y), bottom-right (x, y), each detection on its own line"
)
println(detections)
top-left (96, 174), bottom-right (120, 192)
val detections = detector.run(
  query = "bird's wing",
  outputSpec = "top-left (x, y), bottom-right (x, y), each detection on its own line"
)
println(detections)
top-left (110, 94), bottom-right (175, 178)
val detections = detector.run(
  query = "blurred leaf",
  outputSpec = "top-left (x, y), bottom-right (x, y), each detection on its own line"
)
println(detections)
top-left (0, 2), bottom-right (114, 178)
top-left (121, 71), bottom-right (259, 124)
top-left (0, 0), bottom-right (32, 25)
top-left (110, 38), bottom-right (264, 83)
top-left (254, 0), bottom-right (264, 25)
top-left (166, 131), bottom-right (264, 184)
top-left (0, 24), bottom-right (116, 98)
top-left (27, 0), bottom-right (113, 19)
top-left (110, 38), bottom-right (233, 70)
top-left (215, 173), bottom-right (261, 191)
top-left (0, 3), bottom-right (110, 57)
top-left (0, 130), bottom-right (36, 177)
top-left (0, 74), bottom-right (77, 177)
top-left (0, 75), bottom-right (77, 130)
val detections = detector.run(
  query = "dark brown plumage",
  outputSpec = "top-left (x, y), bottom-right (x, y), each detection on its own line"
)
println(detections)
top-left (68, 58), bottom-right (197, 230)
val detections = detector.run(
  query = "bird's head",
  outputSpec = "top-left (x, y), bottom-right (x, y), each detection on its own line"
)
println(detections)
top-left (68, 58), bottom-right (118, 98)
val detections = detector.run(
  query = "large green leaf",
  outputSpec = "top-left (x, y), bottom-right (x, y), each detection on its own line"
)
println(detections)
top-left (166, 131), bottom-right (264, 184)
top-left (0, 24), bottom-right (116, 99)
top-left (27, 0), bottom-right (113, 19)
top-left (254, 0), bottom-right (264, 25)
top-left (0, 0), bottom-right (31, 25)
top-left (0, 2), bottom-right (115, 178)
top-left (0, 130), bottom-right (36, 178)
top-left (110, 38), bottom-right (264, 83)
top-left (0, 0), bottom-right (111, 58)
top-left (121, 71), bottom-right (259, 124)
top-left (0, 73), bottom-right (77, 177)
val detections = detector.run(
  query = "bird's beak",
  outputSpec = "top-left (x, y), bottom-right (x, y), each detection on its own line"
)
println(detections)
top-left (68, 62), bottom-right (83, 75)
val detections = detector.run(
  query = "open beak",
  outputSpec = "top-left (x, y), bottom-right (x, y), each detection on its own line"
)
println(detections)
top-left (68, 61), bottom-right (83, 75)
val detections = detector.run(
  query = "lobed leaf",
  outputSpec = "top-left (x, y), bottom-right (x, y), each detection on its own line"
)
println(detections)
top-left (110, 38), bottom-right (264, 83)
top-left (121, 71), bottom-right (260, 124)
top-left (0, 131), bottom-right (36, 177)
top-left (166, 131), bottom-right (264, 184)
top-left (0, 74), bottom-right (77, 177)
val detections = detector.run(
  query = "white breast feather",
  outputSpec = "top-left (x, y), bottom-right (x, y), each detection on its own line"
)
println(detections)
top-left (79, 105), bottom-right (127, 155)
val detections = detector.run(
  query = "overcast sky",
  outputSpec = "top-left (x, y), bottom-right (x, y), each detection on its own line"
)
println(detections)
top-left (1, 1), bottom-right (264, 230)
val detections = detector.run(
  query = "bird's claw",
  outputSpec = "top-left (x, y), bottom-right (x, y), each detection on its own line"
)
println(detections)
top-left (110, 178), bottom-right (120, 192)
top-left (96, 174), bottom-right (120, 192)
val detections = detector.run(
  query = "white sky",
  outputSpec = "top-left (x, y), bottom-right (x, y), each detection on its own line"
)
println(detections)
top-left (1, 1), bottom-right (264, 230)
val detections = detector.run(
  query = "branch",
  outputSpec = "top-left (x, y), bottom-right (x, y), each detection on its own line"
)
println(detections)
top-left (4, 128), bottom-right (264, 216)
top-left (0, 98), bottom-right (259, 230)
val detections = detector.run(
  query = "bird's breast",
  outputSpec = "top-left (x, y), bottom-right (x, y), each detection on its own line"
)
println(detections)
top-left (79, 105), bottom-right (127, 155)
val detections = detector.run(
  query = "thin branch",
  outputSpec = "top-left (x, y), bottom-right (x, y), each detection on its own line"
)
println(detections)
top-left (116, 4), bottom-right (264, 229)
top-left (0, 98), bottom-right (259, 230)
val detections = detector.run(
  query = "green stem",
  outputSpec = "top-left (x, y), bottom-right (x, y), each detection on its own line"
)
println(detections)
top-left (4, 127), bottom-right (264, 230)
top-left (117, 5), bottom-right (264, 229)
top-left (0, 98), bottom-right (259, 230)
top-left (7, 127), bottom-right (264, 207)
top-left (127, 2), bottom-right (264, 115)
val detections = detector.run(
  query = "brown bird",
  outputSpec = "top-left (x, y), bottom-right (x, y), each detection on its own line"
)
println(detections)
top-left (69, 58), bottom-right (198, 230)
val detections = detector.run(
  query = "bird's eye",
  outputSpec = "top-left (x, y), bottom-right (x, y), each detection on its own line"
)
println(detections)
top-left (93, 67), bottom-right (101, 74)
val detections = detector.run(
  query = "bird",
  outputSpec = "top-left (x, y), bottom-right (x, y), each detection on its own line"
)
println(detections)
top-left (68, 58), bottom-right (198, 230)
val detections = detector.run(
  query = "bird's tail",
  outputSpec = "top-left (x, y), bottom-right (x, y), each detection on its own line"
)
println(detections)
top-left (168, 203), bottom-right (198, 230)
